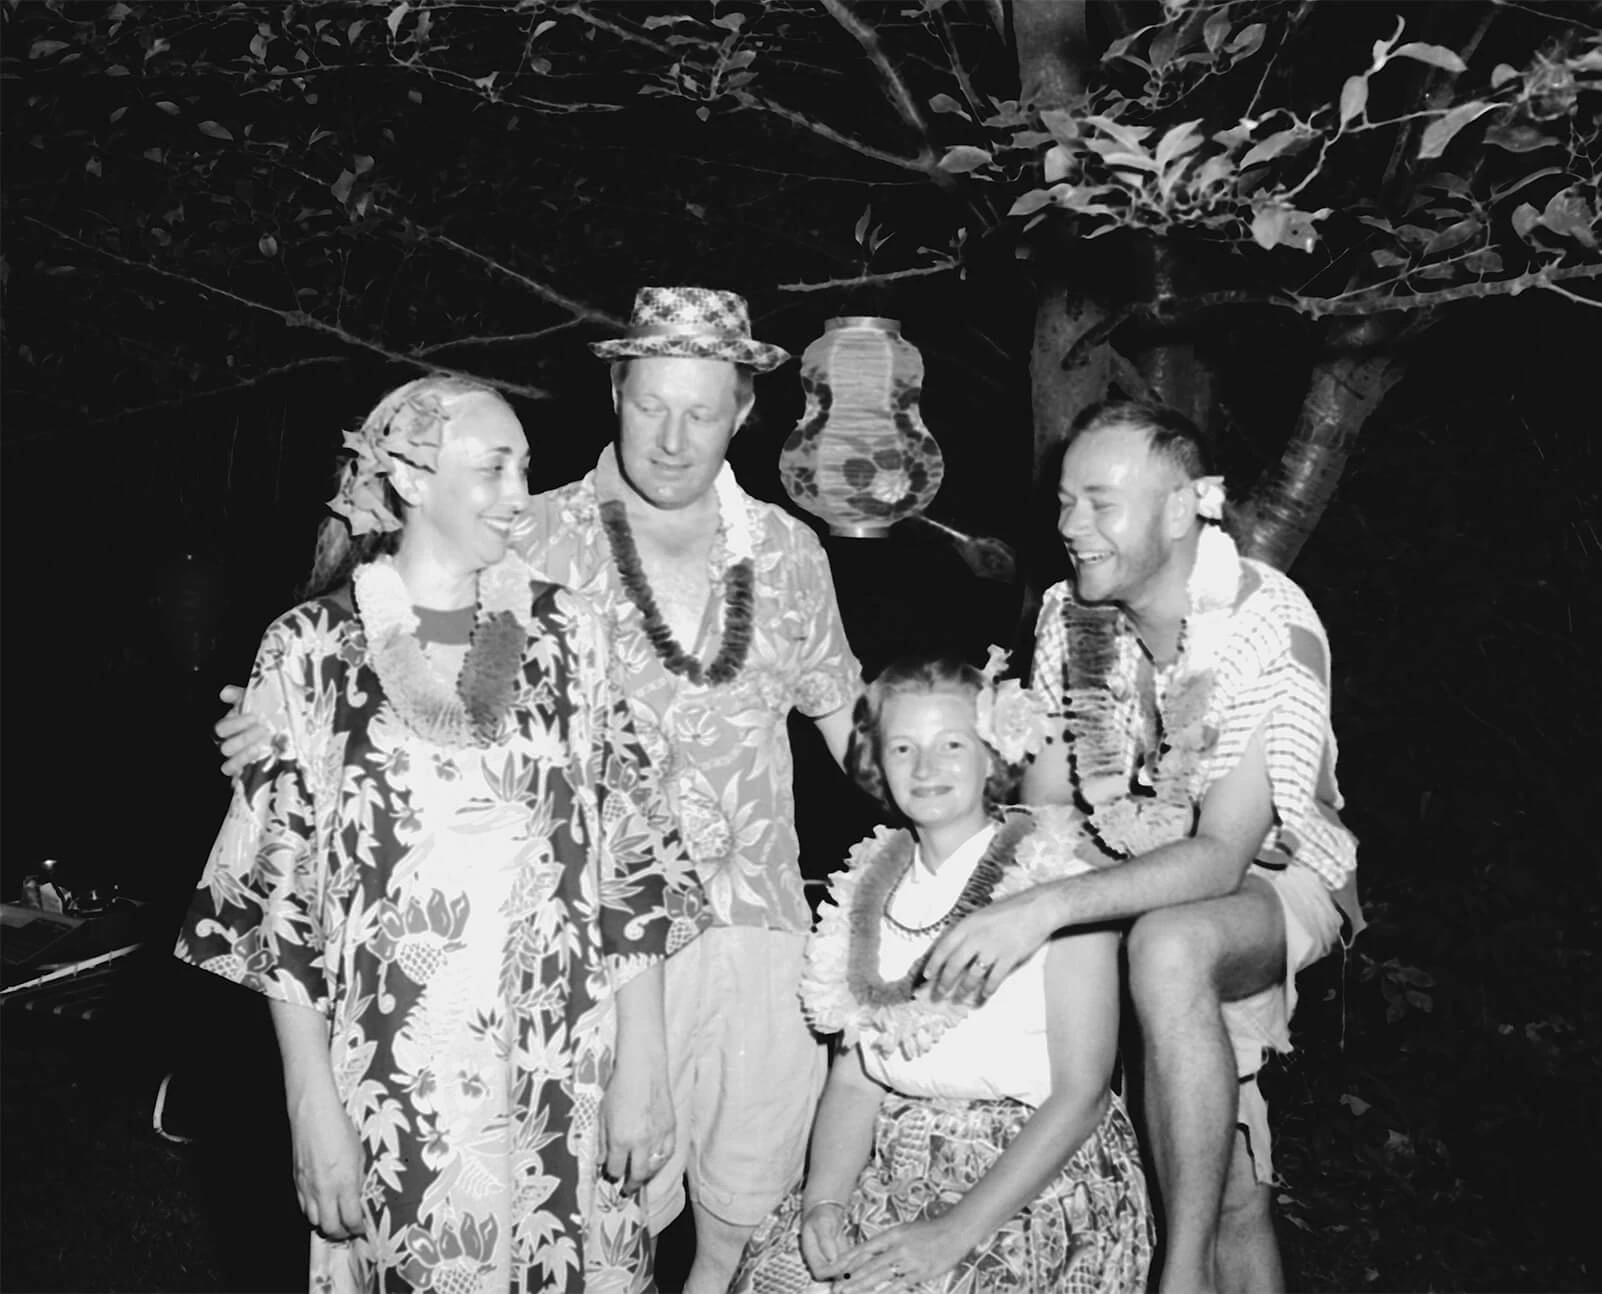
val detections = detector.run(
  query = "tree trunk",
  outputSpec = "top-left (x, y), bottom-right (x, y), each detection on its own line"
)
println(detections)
top-left (1134, 237), bottom-right (1215, 433)
top-left (1012, 0), bottom-right (1089, 109)
top-left (1015, 0), bottom-right (1103, 480)
top-left (1238, 315), bottom-right (1406, 569)
top-left (1030, 282), bottom-right (1110, 472)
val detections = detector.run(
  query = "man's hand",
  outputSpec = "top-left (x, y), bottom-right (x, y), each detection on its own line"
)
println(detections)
top-left (923, 888), bottom-right (1064, 1004)
top-left (600, 1046), bottom-right (675, 1192)
top-left (286, 1084), bottom-right (367, 1241)
top-left (821, 1217), bottom-right (973, 1292)
top-left (215, 684), bottom-right (273, 777)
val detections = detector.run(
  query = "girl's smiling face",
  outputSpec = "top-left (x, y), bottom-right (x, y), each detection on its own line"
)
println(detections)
top-left (879, 687), bottom-right (992, 846)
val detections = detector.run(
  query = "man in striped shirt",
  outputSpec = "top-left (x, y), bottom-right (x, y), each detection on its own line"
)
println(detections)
top-left (924, 399), bottom-right (1361, 1294)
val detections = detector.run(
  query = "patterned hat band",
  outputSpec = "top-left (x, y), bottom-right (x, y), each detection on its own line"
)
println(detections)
top-left (624, 321), bottom-right (747, 341)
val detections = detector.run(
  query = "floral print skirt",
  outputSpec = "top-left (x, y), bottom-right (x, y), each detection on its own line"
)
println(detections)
top-left (732, 1092), bottom-right (1153, 1294)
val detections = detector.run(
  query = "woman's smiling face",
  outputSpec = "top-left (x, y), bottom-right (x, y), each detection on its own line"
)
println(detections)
top-left (879, 687), bottom-right (991, 843)
top-left (409, 392), bottom-right (530, 573)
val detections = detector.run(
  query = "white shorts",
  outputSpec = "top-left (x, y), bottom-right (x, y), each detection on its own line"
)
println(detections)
top-left (642, 926), bottom-right (827, 1232)
top-left (1222, 862), bottom-right (1344, 1184)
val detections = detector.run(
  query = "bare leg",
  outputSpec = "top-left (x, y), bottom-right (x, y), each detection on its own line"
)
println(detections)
top-left (1127, 880), bottom-right (1285, 1294)
top-left (681, 1202), bottom-right (755, 1294)
top-left (1217, 1129), bottom-right (1282, 1294)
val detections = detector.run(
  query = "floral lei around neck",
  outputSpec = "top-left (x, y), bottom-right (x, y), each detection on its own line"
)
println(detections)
top-left (353, 552), bottom-right (534, 750)
top-left (1061, 523), bottom-right (1241, 859)
top-left (800, 807), bottom-right (1096, 1060)
top-left (597, 465), bottom-right (755, 687)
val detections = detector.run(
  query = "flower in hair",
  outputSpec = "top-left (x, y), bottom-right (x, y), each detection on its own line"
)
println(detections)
top-left (979, 644), bottom-right (1011, 686)
top-left (1194, 474), bottom-right (1226, 521)
top-left (973, 644), bottom-right (1052, 766)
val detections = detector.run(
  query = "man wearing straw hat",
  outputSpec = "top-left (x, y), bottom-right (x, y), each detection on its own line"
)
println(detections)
top-left (218, 286), bottom-right (863, 1293)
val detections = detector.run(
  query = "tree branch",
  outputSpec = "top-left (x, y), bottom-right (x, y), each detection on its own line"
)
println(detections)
top-left (80, 356), bottom-right (349, 427)
top-left (413, 321), bottom-right (595, 356)
top-left (1542, 281), bottom-right (1602, 308)
top-left (738, 93), bottom-right (933, 174)
top-left (245, 153), bottom-right (625, 328)
top-left (393, 218), bottom-right (625, 329)
top-left (776, 262), bottom-right (958, 292)
top-left (818, 0), bottom-right (948, 180)
top-left (1297, 263), bottom-right (1602, 318)
top-left (26, 219), bottom-right (551, 402)
top-left (560, 1), bottom-right (930, 175)
top-left (1137, 263), bottom-right (1602, 321)
top-left (935, 8), bottom-right (984, 120)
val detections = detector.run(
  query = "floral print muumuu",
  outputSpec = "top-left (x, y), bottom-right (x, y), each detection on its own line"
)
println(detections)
top-left (177, 582), bottom-right (702, 1294)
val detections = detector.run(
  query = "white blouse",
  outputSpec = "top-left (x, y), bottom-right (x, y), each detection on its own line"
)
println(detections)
top-left (860, 823), bottom-right (1091, 1109)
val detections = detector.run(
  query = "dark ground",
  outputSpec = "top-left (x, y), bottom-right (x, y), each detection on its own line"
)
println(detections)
top-left (3, 299), bottom-right (1599, 1292)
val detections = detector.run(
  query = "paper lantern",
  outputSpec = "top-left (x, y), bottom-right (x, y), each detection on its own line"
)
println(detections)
top-left (780, 316), bottom-right (943, 538)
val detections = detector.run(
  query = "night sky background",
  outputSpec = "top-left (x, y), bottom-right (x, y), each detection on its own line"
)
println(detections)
top-left (2, 2), bottom-right (1599, 1290)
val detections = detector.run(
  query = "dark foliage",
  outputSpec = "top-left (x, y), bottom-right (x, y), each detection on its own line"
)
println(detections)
top-left (1, 3), bottom-right (1597, 1291)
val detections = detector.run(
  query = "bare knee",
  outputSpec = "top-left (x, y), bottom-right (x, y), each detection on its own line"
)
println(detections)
top-left (1129, 908), bottom-right (1224, 1015)
top-left (1219, 1174), bottom-right (1272, 1233)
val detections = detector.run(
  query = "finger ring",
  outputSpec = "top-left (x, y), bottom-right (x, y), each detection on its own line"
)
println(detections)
top-left (648, 1147), bottom-right (667, 1161)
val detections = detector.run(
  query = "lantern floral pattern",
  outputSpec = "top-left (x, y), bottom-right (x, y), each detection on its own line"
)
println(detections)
top-left (781, 317), bottom-right (944, 535)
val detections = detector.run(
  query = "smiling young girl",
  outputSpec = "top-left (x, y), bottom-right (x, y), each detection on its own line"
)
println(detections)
top-left (733, 652), bottom-right (1153, 1294)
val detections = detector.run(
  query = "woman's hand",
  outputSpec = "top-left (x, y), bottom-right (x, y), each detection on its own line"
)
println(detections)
top-left (601, 1048), bottom-right (675, 1192)
top-left (922, 888), bottom-right (1064, 1003)
top-left (823, 1217), bottom-right (973, 1292)
top-left (286, 1085), bottom-right (367, 1241)
top-left (799, 1200), bottom-right (850, 1279)
top-left (215, 684), bottom-right (274, 777)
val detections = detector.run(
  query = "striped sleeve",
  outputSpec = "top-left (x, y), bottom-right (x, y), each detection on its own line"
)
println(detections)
top-left (1027, 581), bottom-right (1072, 712)
top-left (1203, 565), bottom-right (1357, 891)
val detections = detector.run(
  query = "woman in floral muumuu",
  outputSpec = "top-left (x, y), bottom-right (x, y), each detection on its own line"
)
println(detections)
top-left (733, 651), bottom-right (1153, 1294)
top-left (175, 377), bottom-right (703, 1294)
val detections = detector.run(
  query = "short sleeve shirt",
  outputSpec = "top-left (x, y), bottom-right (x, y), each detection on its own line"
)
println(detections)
top-left (510, 449), bottom-right (862, 932)
top-left (1030, 554), bottom-right (1357, 894)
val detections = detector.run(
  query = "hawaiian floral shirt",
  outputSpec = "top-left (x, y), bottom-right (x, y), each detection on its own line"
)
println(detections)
top-left (511, 449), bottom-right (863, 933)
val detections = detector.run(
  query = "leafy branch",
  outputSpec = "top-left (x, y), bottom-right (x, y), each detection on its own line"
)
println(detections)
top-left (776, 261), bottom-right (960, 293)
top-left (26, 219), bottom-right (551, 402)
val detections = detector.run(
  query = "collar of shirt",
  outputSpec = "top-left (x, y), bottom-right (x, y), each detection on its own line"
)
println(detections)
top-left (892, 822), bottom-right (999, 927)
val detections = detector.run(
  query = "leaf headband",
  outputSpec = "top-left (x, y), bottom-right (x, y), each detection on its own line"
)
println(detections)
top-left (326, 379), bottom-right (492, 536)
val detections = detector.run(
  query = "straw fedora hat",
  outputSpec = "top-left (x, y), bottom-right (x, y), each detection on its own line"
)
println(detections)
top-left (590, 286), bottom-right (790, 373)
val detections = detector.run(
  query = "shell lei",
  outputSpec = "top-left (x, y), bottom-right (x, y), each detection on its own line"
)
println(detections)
top-left (353, 551), bottom-right (535, 750)
top-left (1063, 524), bottom-right (1240, 859)
top-left (801, 809), bottom-right (1098, 1061)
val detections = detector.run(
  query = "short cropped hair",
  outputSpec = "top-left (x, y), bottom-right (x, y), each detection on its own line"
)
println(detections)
top-left (1065, 398), bottom-right (1216, 481)
top-left (847, 653), bottom-right (1019, 822)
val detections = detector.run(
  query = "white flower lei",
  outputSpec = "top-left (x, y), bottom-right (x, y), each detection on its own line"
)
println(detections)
top-left (354, 551), bottom-right (536, 750)
top-left (1065, 524), bottom-right (1240, 858)
top-left (800, 807), bottom-right (1099, 1060)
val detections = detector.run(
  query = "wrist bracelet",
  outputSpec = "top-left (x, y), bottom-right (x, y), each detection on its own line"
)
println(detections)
top-left (803, 1199), bottom-right (848, 1218)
